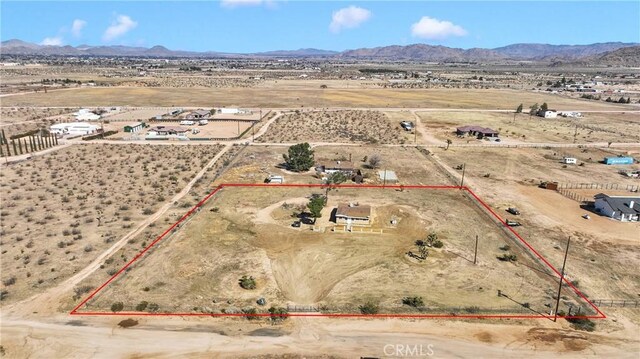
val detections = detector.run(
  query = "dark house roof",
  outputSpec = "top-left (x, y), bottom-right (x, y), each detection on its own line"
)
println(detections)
top-left (456, 125), bottom-right (499, 135)
top-left (595, 193), bottom-right (640, 215)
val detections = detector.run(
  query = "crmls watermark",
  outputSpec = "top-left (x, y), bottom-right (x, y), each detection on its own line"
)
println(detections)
top-left (383, 344), bottom-right (435, 357)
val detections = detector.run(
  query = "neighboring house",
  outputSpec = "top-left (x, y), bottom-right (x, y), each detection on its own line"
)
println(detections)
top-left (316, 160), bottom-right (356, 175)
top-left (50, 122), bottom-right (99, 136)
top-left (186, 109), bottom-right (210, 120)
top-left (594, 193), bottom-right (640, 222)
top-left (124, 122), bottom-right (144, 133)
top-left (73, 109), bottom-right (101, 121)
top-left (537, 110), bottom-right (558, 118)
top-left (456, 125), bottom-right (499, 138)
top-left (147, 126), bottom-right (188, 136)
top-left (335, 203), bottom-right (371, 226)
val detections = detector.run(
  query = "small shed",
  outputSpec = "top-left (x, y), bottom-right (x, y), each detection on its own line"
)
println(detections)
top-left (267, 175), bottom-right (284, 184)
top-left (379, 170), bottom-right (398, 183)
top-left (124, 122), bottom-right (144, 133)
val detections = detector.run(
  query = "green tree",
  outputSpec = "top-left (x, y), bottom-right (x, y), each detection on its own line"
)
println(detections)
top-left (325, 171), bottom-right (348, 197)
top-left (446, 139), bottom-right (452, 150)
top-left (529, 103), bottom-right (539, 117)
top-left (283, 143), bottom-right (314, 172)
top-left (540, 102), bottom-right (549, 112)
top-left (307, 195), bottom-right (326, 224)
top-left (516, 103), bottom-right (523, 113)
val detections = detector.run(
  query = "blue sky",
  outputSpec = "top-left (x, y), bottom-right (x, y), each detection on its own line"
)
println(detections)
top-left (2, 1), bottom-right (639, 52)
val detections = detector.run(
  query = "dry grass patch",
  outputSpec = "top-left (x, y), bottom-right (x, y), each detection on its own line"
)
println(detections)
top-left (0, 143), bottom-right (223, 304)
top-left (257, 110), bottom-right (405, 144)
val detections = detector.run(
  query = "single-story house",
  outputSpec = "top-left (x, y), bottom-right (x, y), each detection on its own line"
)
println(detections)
top-left (147, 126), bottom-right (188, 136)
top-left (186, 109), bottom-right (210, 120)
top-left (538, 110), bottom-right (558, 118)
top-left (594, 193), bottom-right (639, 222)
top-left (316, 160), bottom-right (356, 175)
top-left (335, 203), bottom-right (371, 226)
top-left (124, 122), bottom-right (144, 133)
top-left (50, 122), bottom-right (99, 136)
top-left (456, 125), bottom-right (499, 138)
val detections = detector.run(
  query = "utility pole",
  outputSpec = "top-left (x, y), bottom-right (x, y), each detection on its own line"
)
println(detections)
top-left (554, 236), bottom-right (571, 322)
top-left (460, 163), bottom-right (466, 188)
top-left (473, 235), bottom-right (479, 264)
top-left (414, 128), bottom-right (417, 144)
top-left (573, 125), bottom-right (578, 144)
top-left (383, 168), bottom-right (387, 188)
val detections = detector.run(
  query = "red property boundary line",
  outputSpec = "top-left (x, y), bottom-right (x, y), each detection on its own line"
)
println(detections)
top-left (71, 183), bottom-right (606, 320)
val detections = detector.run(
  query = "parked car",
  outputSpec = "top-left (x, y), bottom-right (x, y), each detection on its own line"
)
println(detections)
top-left (400, 121), bottom-right (414, 131)
top-left (506, 207), bottom-right (520, 215)
top-left (291, 221), bottom-right (301, 228)
top-left (506, 219), bottom-right (522, 227)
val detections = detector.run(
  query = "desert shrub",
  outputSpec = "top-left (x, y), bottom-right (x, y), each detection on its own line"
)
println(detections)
top-left (499, 244), bottom-right (510, 251)
top-left (359, 301), bottom-right (379, 315)
top-left (368, 154), bottom-right (382, 169)
top-left (84, 244), bottom-right (93, 252)
top-left (147, 303), bottom-right (160, 312)
top-left (239, 275), bottom-right (257, 290)
top-left (73, 285), bottom-right (93, 299)
top-left (464, 306), bottom-right (481, 313)
top-left (135, 301), bottom-right (149, 311)
top-left (566, 317), bottom-right (596, 332)
top-left (3, 277), bottom-right (16, 286)
top-left (111, 302), bottom-right (124, 312)
top-left (497, 253), bottom-right (517, 262)
top-left (268, 306), bottom-right (289, 322)
top-left (402, 296), bottom-right (425, 308)
top-left (142, 208), bottom-right (154, 215)
top-left (242, 307), bottom-right (258, 320)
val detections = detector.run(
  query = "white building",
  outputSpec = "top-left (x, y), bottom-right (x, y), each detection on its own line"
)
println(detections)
top-left (73, 109), bottom-right (101, 121)
top-left (539, 110), bottom-right (558, 119)
top-left (50, 122), bottom-right (99, 136)
top-left (594, 194), bottom-right (640, 222)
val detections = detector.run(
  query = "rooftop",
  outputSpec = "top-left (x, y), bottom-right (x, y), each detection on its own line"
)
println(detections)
top-left (595, 193), bottom-right (640, 215)
top-left (336, 203), bottom-right (371, 219)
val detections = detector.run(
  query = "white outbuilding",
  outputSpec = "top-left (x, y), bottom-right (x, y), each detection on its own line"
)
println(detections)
top-left (50, 122), bottom-right (99, 136)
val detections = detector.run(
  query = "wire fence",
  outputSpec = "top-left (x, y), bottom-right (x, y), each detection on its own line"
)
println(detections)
top-left (557, 189), bottom-right (591, 204)
top-left (590, 299), bottom-right (639, 308)
top-left (557, 182), bottom-right (639, 192)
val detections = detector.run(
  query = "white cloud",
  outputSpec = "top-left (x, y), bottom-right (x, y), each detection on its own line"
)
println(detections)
top-left (102, 15), bottom-right (138, 42)
top-left (71, 19), bottom-right (87, 37)
top-left (40, 37), bottom-right (63, 46)
top-left (410, 16), bottom-right (467, 40)
top-left (329, 6), bottom-right (371, 33)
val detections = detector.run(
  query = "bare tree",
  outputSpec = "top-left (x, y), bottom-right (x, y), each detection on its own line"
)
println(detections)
top-left (368, 154), bottom-right (382, 169)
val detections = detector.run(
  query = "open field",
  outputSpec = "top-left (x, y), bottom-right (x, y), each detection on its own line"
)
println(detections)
top-left (256, 110), bottom-right (407, 144)
top-left (0, 143), bottom-right (224, 304)
top-left (432, 146), bottom-right (639, 321)
top-left (418, 111), bottom-right (640, 144)
top-left (3, 86), bottom-right (638, 110)
top-left (218, 145), bottom-right (452, 185)
top-left (73, 185), bottom-right (587, 316)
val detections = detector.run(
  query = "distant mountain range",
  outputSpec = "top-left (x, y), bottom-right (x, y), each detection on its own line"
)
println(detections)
top-left (1, 39), bottom-right (638, 64)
